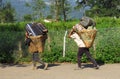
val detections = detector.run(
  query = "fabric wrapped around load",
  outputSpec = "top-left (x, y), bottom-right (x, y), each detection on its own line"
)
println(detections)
top-left (77, 28), bottom-right (97, 48)
top-left (80, 16), bottom-right (96, 29)
top-left (28, 35), bottom-right (47, 53)
top-left (25, 23), bottom-right (47, 36)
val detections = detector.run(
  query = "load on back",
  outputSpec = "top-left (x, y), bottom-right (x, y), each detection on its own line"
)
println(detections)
top-left (26, 23), bottom-right (48, 36)
top-left (25, 22), bottom-right (48, 53)
top-left (77, 16), bottom-right (97, 48)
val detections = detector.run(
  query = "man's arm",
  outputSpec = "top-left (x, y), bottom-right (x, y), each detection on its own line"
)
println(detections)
top-left (25, 32), bottom-right (29, 38)
top-left (68, 29), bottom-right (75, 38)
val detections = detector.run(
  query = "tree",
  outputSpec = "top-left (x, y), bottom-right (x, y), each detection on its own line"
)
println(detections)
top-left (3, 2), bottom-right (15, 22)
top-left (25, 0), bottom-right (71, 21)
top-left (26, 0), bottom-right (46, 20)
top-left (0, 0), bottom-right (4, 22)
top-left (61, 0), bottom-right (71, 21)
top-left (23, 14), bottom-right (32, 21)
top-left (0, 0), bottom-right (2, 7)
top-left (49, 0), bottom-right (71, 21)
top-left (0, 0), bottom-right (15, 23)
top-left (75, 0), bottom-right (120, 17)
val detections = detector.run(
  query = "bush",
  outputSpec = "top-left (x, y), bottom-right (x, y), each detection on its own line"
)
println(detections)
top-left (95, 27), bottom-right (120, 63)
top-left (0, 17), bottom-right (120, 31)
top-left (0, 17), bottom-right (120, 64)
top-left (0, 31), bottom-right (25, 63)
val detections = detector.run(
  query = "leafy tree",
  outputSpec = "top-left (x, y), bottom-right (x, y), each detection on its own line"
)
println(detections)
top-left (3, 2), bottom-right (15, 22)
top-left (49, 0), bottom-right (71, 21)
top-left (23, 14), bottom-right (32, 21)
top-left (25, 0), bottom-right (71, 21)
top-left (0, 0), bottom-right (2, 8)
top-left (61, 0), bottom-right (71, 21)
top-left (48, 0), bottom-right (61, 21)
top-left (75, 0), bottom-right (120, 17)
top-left (0, 0), bottom-right (15, 23)
top-left (0, 0), bottom-right (4, 23)
top-left (25, 0), bottom-right (46, 20)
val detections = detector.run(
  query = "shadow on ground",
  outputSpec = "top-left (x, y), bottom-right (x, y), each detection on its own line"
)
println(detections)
top-left (37, 63), bottom-right (61, 69)
top-left (82, 62), bottom-right (104, 69)
top-left (0, 63), bottom-right (29, 68)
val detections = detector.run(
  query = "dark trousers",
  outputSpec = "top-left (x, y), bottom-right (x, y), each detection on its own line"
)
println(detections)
top-left (77, 47), bottom-right (98, 67)
top-left (32, 52), bottom-right (45, 67)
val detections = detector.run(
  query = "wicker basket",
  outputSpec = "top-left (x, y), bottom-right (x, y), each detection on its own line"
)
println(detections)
top-left (28, 35), bottom-right (47, 53)
top-left (77, 29), bottom-right (97, 48)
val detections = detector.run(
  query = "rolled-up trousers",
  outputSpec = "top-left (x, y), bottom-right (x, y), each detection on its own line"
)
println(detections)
top-left (32, 52), bottom-right (45, 67)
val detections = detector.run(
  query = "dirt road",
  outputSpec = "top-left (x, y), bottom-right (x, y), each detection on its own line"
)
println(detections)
top-left (0, 63), bottom-right (120, 79)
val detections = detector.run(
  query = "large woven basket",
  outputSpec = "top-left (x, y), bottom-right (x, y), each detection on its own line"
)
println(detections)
top-left (77, 29), bottom-right (97, 48)
top-left (28, 35), bottom-right (47, 53)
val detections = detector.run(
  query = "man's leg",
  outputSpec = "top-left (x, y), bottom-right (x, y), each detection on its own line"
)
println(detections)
top-left (32, 52), bottom-right (38, 70)
top-left (34, 52), bottom-right (48, 70)
top-left (38, 54), bottom-right (48, 70)
top-left (84, 48), bottom-right (99, 69)
top-left (77, 48), bottom-right (84, 68)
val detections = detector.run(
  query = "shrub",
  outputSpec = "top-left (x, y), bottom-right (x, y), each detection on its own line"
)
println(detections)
top-left (0, 17), bottom-right (120, 64)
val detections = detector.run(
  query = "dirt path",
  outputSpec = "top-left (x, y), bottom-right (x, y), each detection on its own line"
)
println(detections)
top-left (0, 63), bottom-right (120, 79)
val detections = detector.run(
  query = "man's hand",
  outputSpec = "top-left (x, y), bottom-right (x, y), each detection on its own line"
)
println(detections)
top-left (68, 29), bottom-right (75, 38)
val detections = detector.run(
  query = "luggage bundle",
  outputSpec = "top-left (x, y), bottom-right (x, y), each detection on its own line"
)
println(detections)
top-left (75, 16), bottom-right (97, 48)
top-left (25, 23), bottom-right (47, 36)
top-left (80, 16), bottom-right (96, 29)
top-left (25, 23), bottom-right (48, 53)
top-left (28, 35), bottom-right (47, 53)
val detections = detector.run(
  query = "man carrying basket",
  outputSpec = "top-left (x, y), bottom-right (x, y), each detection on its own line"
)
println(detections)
top-left (25, 22), bottom-right (48, 70)
top-left (68, 16), bottom-right (99, 70)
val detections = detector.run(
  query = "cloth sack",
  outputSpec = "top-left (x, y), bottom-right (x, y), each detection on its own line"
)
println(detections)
top-left (80, 16), bottom-right (96, 29)
top-left (28, 35), bottom-right (47, 53)
top-left (76, 28), bottom-right (97, 48)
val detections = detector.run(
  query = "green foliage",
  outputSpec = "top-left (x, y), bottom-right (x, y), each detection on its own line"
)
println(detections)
top-left (0, 17), bottom-right (120, 64)
top-left (43, 21), bottom-right (78, 30)
top-left (0, 22), bottom-right (27, 31)
top-left (0, 31), bottom-right (24, 63)
top-left (87, 0), bottom-right (120, 17)
top-left (95, 27), bottom-right (120, 63)
top-left (48, 0), bottom-right (71, 21)
top-left (23, 14), bottom-right (32, 21)
top-left (95, 17), bottom-right (120, 28)
top-left (0, 17), bottom-right (120, 31)
top-left (30, 0), bottom-right (46, 19)
top-left (75, 0), bottom-right (120, 17)
top-left (0, 1), bottom-right (15, 23)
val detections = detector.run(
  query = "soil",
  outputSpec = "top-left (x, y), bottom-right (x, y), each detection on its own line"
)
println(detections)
top-left (0, 63), bottom-right (120, 79)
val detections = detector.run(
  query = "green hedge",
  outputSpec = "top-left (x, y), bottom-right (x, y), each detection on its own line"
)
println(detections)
top-left (95, 17), bottom-right (120, 28)
top-left (0, 17), bottom-right (120, 31)
top-left (95, 27), bottom-right (120, 63)
top-left (0, 31), bottom-right (25, 63)
top-left (0, 17), bottom-right (120, 64)
top-left (0, 28), bottom-right (120, 64)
